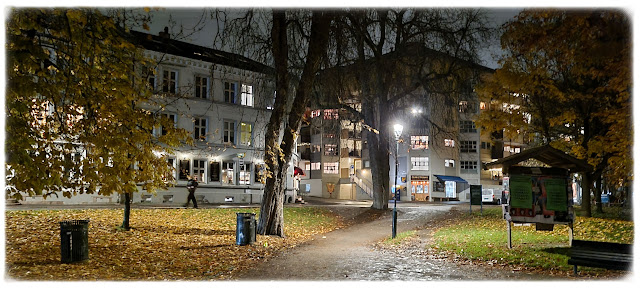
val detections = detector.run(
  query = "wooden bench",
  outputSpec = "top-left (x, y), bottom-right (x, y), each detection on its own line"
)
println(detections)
top-left (568, 239), bottom-right (633, 274)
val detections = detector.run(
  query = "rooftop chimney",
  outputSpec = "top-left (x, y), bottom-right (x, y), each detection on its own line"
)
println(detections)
top-left (159, 27), bottom-right (169, 39)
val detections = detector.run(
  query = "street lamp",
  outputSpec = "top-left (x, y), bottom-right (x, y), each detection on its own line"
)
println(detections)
top-left (392, 123), bottom-right (403, 239)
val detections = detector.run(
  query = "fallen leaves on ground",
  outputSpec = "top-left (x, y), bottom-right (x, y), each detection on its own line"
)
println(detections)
top-left (431, 207), bottom-right (633, 279)
top-left (5, 207), bottom-right (344, 281)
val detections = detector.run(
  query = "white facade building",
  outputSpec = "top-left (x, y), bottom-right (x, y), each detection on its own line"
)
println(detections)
top-left (20, 28), bottom-right (298, 205)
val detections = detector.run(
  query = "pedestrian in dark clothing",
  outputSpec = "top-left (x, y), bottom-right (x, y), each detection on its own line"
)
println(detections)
top-left (186, 176), bottom-right (199, 208)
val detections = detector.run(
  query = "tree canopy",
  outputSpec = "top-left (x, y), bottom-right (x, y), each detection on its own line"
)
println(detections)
top-left (6, 8), bottom-right (190, 204)
top-left (475, 10), bottom-right (632, 214)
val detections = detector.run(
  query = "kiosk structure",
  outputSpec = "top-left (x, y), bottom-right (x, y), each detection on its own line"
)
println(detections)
top-left (484, 145), bottom-right (592, 249)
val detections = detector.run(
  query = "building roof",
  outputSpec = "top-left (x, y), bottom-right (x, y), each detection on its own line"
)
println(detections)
top-left (129, 29), bottom-right (275, 75)
top-left (484, 145), bottom-right (592, 173)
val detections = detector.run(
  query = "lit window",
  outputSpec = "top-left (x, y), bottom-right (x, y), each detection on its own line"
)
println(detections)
top-left (311, 162), bottom-right (321, 170)
top-left (240, 122), bottom-right (253, 146)
top-left (323, 109), bottom-right (339, 120)
top-left (324, 144), bottom-right (338, 156)
top-left (411, 157), bottom-right (429, 170)
top-left (445, 139), bottom-right (455, 147)
top-left (179, 159), bottom-right (190, 180)
top-left (310, 110), bottom-right (321, 118)
top-left (480, 102), bottom-right (487, 110)
top-left (241, 84), bottom-right (253, 107)
top-left (323, 162), bottom-right (339, 174)
top-left (411, 135), bottom-right (428, 150)
top-left (222, 162), bottom-right (234, 184)
top-left (445, 159), bottom-right (455, 167)
top-left (193, 160), bottom-right (206, 182)
top-left (239, 170), bottom-right (250, 185)
top-left (458, 101), bottom-right (468, 113)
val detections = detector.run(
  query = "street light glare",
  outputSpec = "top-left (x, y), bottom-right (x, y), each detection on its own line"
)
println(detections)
top-left (393, 124), bottom-right (403, 134)
top-left (393, 124), bottom-right (403, 140)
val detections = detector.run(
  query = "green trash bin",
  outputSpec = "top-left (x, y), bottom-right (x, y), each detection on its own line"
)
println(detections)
top-left (236, 213), bottom-right (256, 246)
top-left (60, 220), bottom-right (89, 263)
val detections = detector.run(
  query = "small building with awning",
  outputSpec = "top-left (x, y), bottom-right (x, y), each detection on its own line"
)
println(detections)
top-left (432, 175), bottom-right (470, 201)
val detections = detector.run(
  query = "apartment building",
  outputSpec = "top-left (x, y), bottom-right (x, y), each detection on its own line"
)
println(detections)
top-left (20, 28), bottom-right (296, 205)
top-left (298, 50), bottom-right (513, 202)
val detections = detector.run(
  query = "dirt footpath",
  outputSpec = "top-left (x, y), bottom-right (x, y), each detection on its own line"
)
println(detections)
top-left (234, 203), bottom-right (558, 281)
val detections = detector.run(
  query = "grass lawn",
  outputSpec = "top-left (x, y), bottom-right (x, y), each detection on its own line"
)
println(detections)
top-left (432, 206), bottom-right (634, 277)
top-left (5, 207), bottom-right (343, 280)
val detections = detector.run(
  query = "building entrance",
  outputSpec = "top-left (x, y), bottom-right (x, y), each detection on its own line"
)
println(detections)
top-left (411, 175), bottom-right (430, 201)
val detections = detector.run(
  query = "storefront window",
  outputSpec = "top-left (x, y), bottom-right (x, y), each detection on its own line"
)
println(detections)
top-left (222, 162), bottom-right (234, 184)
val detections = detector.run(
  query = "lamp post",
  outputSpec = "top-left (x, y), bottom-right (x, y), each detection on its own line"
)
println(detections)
top-left (392, 123), bottom-right (403, 239)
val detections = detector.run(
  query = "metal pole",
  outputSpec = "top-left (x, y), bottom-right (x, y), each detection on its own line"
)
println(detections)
top-left (392, 140), bottom-right (398, 239)
top-left (507, 220), bottom-right (512, 249)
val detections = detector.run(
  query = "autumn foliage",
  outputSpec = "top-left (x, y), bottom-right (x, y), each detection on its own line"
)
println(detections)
top-left (475, 10), bottom-right (632, 215)
top-left (5, 207), bottom-right (344, 280)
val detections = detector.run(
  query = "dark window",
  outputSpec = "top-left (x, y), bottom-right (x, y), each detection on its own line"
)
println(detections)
top-left (210, 161), bottom-right (220, 182)
top-left (162, 70), bottom-right (177, 94)
top-left (224, 81), bottom-right (237, 104)
top-left (195, 76), bottom-right (208, 99)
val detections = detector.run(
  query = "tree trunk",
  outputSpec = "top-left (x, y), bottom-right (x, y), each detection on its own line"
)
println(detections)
top-left (120, 192), bottom-right (132, 231)
top-left (581, 172), bottom-right (592, 217)
top-left (595, 173), bottom-right (603, 213)
top-left (366, 96), bottom-right (391, 210)
top-left (258, 168), bottom-right (286, 236)
top-left (257, 10), bottom-right (288, 237)
top-left (257, 10), bottom-right (332, 236)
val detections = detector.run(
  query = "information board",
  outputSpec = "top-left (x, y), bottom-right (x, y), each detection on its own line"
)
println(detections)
top-left (470, 185), bottom-right (482, 205)
top-left (543, 178), bottom-right (567, 211)
top-left (510, 175), bottom-right (533, 208)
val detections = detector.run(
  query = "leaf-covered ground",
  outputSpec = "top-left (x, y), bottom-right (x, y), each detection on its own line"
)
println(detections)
top-left (432, 207), bottom-right (634, 278)
top-left (5, 207), bottom-right (344, 280)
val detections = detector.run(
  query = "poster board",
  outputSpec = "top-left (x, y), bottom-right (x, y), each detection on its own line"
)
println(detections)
top-left (505, 167), bottom-right (573, 225)
top-left (470, 185), bottom-right (482, 205)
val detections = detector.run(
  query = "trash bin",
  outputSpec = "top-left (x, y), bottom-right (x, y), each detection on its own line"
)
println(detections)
top-left (236, 213), bottom-right (256, 246)
top-left (60, 220), bottom-right (90, 263)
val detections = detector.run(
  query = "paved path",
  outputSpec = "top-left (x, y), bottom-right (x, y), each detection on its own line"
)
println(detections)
top-left (235, 202), bottom-right (554, 281)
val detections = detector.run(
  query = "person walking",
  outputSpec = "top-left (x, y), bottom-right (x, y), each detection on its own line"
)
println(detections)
top-left (186, 175), bottom-right (199, 208)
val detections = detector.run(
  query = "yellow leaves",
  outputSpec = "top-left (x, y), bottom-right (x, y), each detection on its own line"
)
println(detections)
top-left (5, 207), bottom-right (343, 280)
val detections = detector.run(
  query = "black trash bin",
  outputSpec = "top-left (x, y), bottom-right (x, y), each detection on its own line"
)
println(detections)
top-left (236, 213), bottom-right (256, 246)
top-left (60, 220), bottom-right (90, 263)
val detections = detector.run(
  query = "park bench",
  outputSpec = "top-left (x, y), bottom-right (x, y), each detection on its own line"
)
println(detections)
top-left (568, 239), bottom-right (633, 274)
